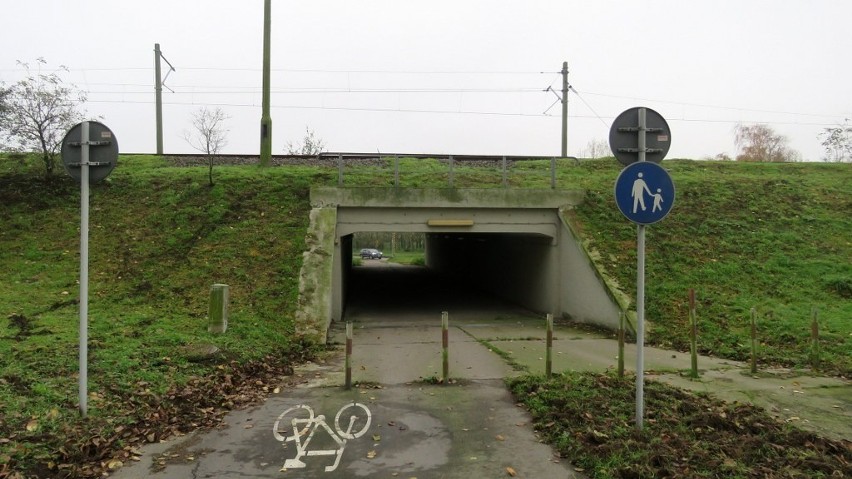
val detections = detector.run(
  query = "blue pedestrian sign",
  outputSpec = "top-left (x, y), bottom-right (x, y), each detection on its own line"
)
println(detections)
top-left (614, 161), bottom-right (675, 225)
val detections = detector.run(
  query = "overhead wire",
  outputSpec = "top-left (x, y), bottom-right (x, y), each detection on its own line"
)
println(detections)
top-left (6, 63), bottom-right (845, 127)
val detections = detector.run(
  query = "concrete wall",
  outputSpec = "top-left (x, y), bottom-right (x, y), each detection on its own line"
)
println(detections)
top-left (294, 207), bottom-right (337, 342)
top-left (301, 187), bottom-right (630, 341)
top-left (557, 209), bottom-right (629, 331)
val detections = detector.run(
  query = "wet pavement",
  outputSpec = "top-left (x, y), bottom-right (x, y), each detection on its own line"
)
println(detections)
top-left (110, 319), bottom-right (583, 479)
top-left (112, 264), bottom-right (851, 478)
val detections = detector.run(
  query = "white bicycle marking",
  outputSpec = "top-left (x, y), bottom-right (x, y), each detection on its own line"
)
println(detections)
top-left (273, 402), bottom-right (372, 472)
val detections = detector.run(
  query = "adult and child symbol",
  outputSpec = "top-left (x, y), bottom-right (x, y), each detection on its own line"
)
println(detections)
top-left (614, 160), bottom-right (675, 225)
top-left (631, 172), bottom-right (664, 214)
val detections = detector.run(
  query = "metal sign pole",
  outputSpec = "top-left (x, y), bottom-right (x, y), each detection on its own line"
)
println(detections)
top-left (79, 121), bottom-right (90, 417)
top-left (610, 106), bottom-right (674, 430)
top-left (635, 108), bottom-right (646, 430)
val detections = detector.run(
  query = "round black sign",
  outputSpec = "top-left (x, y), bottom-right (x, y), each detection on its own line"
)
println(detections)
top-left (609, 107), bottom-right (671, 166)
top-left (61, 121), bottom-right (118, 183)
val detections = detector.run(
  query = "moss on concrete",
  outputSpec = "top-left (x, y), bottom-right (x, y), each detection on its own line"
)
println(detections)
top-left (294, 207), bottom-right (338, 342)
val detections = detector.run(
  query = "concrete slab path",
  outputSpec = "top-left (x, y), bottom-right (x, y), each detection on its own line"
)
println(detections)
top-left (113, 312), bottom-right (850, 478)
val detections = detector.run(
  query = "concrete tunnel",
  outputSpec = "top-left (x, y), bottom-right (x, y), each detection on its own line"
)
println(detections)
top-left (297, 188), bottom-right (627, 342)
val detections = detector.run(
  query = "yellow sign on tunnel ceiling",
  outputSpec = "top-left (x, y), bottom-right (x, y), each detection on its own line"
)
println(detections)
top-left (426, 219), bottom-right (475, 227)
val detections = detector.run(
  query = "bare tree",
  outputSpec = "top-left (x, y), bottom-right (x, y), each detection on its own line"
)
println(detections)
top-left (184, 107), bottom-right (230, 185)
top-left (819, 119), bottom-right (852, 163)
top-left (0, 83), bottom-right (10, 124)
top-left (1, 59), bottom-right (87, 176)
top-left (734, 124), bottom-right (799, 162)
top-left (709, 152), bottom-right (733, 161)
top-left (285, 127), bottom-right (325, 155)
top-left (582, 138), bottom-right (611, 159)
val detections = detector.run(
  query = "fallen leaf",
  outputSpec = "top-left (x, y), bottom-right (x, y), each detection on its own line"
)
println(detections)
top-left (25, 420), bottom-right (39, 432)
top-left (367, 450), bottom-right (377, 459)
top-left (107, 459), bottom-right (123, 470)
top-left (495, 434), bottom-right (505, 441)
top-left (506, 466), bottom-right (517, 476)
top-left (372, 434), bottom-right (381, 441)
top-left (273, 387), bottom-right (280, 394)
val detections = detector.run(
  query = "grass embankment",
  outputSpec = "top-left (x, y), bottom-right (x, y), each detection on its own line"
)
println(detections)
top-left (559, 160), bottom-right (851, 375)
top-left (1, 155), bottom-right (849, 478)
top-left (508, 372), bottom-right (851, 478)
top-left (1, 156), bottom-right (331, 477)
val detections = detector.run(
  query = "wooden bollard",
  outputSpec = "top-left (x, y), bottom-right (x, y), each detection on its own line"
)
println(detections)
top-left (810, 307), bottom-right (820, 371)
top-left (617, 312), bottom-right (625, 378)
top-left (442, 311), bottom-right (449, 384)
top-left (750, 308), bottom-right (758, 374)
top-left (545, 314), bottom-right (554, 378)
top-left (345, 322), bottom-right (353, 389)
top-left (689, 289), bottom-right (699, 378)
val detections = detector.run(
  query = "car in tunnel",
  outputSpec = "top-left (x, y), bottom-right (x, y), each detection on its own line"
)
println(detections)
top-left (359, 248), bottom-right (383, 259)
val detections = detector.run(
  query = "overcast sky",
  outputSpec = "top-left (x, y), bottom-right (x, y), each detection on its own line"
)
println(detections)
top-left (1, 0), bottom-right (850, 160)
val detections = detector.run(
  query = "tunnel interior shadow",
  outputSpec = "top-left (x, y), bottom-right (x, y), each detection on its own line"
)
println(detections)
top-left (344, 262), bottom-right (537, 324)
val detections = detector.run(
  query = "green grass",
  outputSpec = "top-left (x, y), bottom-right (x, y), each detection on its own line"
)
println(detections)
top-left (385, 251), bottom-right (426, 265)
top-left (558, 160), bottom-right (851, 375)
top-left (0, 153), bottom-right (850, 477)
top-left (0, 155), bottom-right (331, 476)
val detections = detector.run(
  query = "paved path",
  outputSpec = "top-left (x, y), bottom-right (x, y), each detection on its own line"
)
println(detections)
top-left (113, 263), bottom-right (850, 477)
top-left (112, 318), bottom-right (584, 478)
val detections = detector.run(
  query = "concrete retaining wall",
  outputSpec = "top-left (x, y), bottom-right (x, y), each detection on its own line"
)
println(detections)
top-left (297, 188), bottom-right (632, 342)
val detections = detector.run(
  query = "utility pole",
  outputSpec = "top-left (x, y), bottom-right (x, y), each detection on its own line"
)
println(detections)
top-left (561, 61), bottom-right (569, 157)
top-left (259, 0), bottom-right (272, 166)
top-left (154, 44), bottom-right (163, 155)
top-left (154, 44), bottom-right (175, 155)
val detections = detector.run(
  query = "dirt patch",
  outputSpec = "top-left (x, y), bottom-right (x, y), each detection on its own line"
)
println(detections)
top-left (7, 313), bottom-right (32, 340)
top-left (508, 372), bottom-right (852, 478)
top-left (0, 349), bottom-right (308, 479)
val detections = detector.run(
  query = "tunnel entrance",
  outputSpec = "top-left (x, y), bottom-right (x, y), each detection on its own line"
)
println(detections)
top-left (298, 187), bottom-right (625, 342)
top-left (343, 232), bottom-right (553, 325)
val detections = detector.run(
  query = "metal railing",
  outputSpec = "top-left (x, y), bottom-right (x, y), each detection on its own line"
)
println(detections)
top-left (320, 153), bottom-right (580, 189)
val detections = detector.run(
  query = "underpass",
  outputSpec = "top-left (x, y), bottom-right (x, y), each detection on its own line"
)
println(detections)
top-left (296, 187), bottom-right (628, 342)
